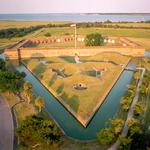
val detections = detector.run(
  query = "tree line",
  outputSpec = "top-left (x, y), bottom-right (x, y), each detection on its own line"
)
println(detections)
top-left (77, 22), bottom-right (150, 29)
top-left (0, 24), bottom-right (68, 39)
top-left (0, 20), bottom-right (150, 39)
top-left (19, 80), bottom-right (61, 148)
top-left (0, 58), bottom-right (61, 149)
top-left (0, 59), bottom-right (25, 93)
top-left (0, 26), bottom-right (44, 38)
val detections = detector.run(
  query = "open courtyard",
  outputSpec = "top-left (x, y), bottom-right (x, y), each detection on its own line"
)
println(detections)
top-left (23, 52), bottom-right (130, 126)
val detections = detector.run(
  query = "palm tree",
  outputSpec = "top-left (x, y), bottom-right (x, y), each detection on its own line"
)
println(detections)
top-left (23, 82), bottom-right (32, 91)
top-left (25, 90), bottom-right (33, 104)
top-left (134, 71), bottom-right (141, 84)
top-left (128, 118), bottom-right (138, 128)
top-left (128, 84), bottom-right (136, 91)
top-left (111, 118), bottom-right (124, 135)
top-left (35, 97), bottom-right (45, 112)
top-left (119, 136), bottom-right (132, 150)
top-left (23, 82), bottom-right (33, 103)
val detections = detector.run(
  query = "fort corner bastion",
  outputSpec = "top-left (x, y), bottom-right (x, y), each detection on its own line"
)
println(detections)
top-left (4, 35), bottom-right (145, 61)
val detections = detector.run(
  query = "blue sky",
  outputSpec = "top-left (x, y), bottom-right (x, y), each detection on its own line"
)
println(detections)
top-left (0, 0), bottom-right (149, 14)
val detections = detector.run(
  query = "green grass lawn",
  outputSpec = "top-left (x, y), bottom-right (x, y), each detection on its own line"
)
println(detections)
top-left (23, 52), bottom-right (130, 125)
top-left (35, 27), bottom-right (150, 39)
top-left (0, 21), bottom-right (150, 53)
top-left (1, 92), bottom-right (37, 124)
top-left (105, 22), bottom-right (150, 28)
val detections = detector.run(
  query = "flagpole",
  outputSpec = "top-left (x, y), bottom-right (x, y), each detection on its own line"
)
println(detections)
top-left (70, 24), bottom-right (77, 49)
top-left (75, 24), bottom-right (77, 49)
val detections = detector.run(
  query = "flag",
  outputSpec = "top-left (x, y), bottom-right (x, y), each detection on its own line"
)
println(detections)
top-left (70, 24), bottom-right (76, 27)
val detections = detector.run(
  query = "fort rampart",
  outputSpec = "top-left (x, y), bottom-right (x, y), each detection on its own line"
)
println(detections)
top-left (5, 47), bottom-right (145, 60)
top-left (4, 36), bottom-right (145, 60)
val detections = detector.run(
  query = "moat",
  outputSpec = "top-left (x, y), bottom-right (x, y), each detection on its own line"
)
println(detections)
top-left (17, 63), bottom-right (134, 140)
top-left (0, 52), bottom-right (143, 140)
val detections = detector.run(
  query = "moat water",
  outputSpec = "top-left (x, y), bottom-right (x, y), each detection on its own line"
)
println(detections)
top-left (1, 53), bottom-right (149, 140)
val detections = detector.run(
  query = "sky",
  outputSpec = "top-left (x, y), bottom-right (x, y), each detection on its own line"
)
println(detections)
top-left (0, 0), bottom-right (149, 14)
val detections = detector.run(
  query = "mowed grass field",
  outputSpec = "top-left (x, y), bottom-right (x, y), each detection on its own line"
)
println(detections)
top-left (0, 21), bottom-right (150, 53)
top-left (37, 27), bottom-right (150, 38)
top-left (0, 20), bottom-right (71, 29)
top-left (23, 53), bottom-right (130, 123)
top-left (0, 21), bottom-right (70, 53)
top-left (104, 22), bottom-right (150, 28)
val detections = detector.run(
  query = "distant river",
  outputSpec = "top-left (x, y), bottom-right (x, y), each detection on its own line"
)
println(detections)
top-left (0, 13), bottom-right (150, 22)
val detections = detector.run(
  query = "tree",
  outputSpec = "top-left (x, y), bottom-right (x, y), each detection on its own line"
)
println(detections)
top-left (35, 97), bottom-right (45, 112)
top-left (85, 33), bottom-right (103, 46)
top-left (97, 128), bottom-right (116, 145)
top-left (111, 118), bottom-right (124, 135)
top-left (17, 115), bottom-right (61, 148)
top-left (44, 32), bottom-right (51, 37)
top-left (119, 136), bottom-right (132, 150)
top-left (0, 25), bottom-right (44, 39)
top-left (128, 84), bottom-right (136, 91)
top-left (128, 118), bottom-right (143, 136)
top-left (130, 131), bottom-right (148, 150)
top-left (127, 84), bottom-right (136, 99)
top-left (23, 82), bottom-right (32, 91)
top-left (25, 90), bottom-right (34, 104)
top-left (104, 20), bottom-right (112, 23)
top-left (134, 71), bottom-right (141, 83)
top-left (133, 102), bottom-right (145, 115)
top-left (129, 124), bottom-right (142, 136)
top-left (128, 118), bottom-right (138, 128)
top-left (127, 90), bottom-right (135, 99)
top-left (23, 82), bottom-right (33, 104)
top-left (0, 59), bottom-right (6, 71)
top-left (140, 85), bottom-right (147, 96)
top-left (0, 70), bottom-right (25, 93)
top-left (120, 97), bottom-right (131, 112)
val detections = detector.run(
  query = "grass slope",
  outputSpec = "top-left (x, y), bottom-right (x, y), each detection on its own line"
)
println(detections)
top-left (23, 53), bottom-right (130, 125)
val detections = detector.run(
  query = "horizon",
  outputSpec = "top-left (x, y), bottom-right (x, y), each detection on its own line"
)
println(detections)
top-left (0, 12), bottom-right (150, 15)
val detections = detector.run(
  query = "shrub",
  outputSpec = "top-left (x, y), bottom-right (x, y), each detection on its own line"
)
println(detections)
top-left (119, 136), bottom-right (132, 150)
top-left (44, 32), bottom-right (51, 37)
top-left (97, 128), bottom-right (116, 145)
top-left (85, 33), bottom-right (103, 46)
top-left (17, 115), bottom-right (61, 148)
